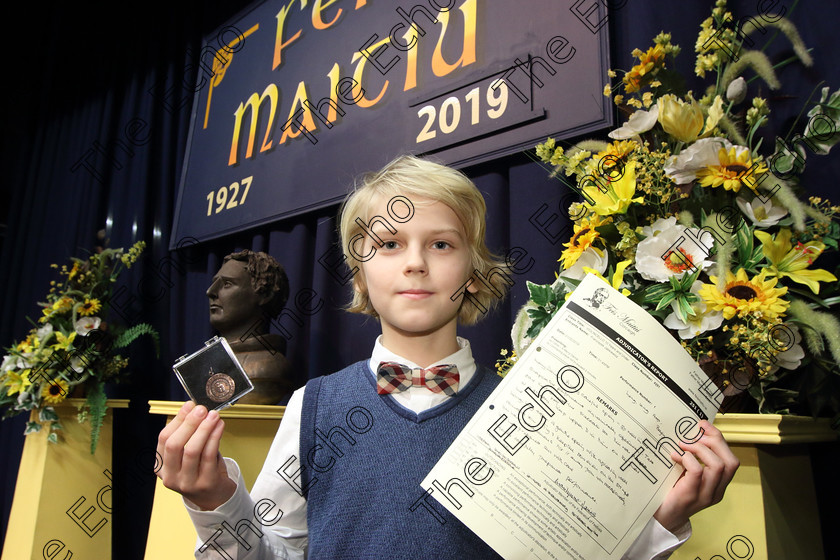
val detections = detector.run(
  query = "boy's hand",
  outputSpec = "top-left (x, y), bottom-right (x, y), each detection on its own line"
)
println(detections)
top-left (653, 420), bottom-right (740, 533)
top-left (156, 401), bottom-right (237, 511)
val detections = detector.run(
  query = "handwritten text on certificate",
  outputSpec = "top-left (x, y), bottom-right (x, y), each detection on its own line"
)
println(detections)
top-left (421, 274), bottom-right (723, 560)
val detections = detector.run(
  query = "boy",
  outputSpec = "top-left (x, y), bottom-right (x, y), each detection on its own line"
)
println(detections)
top-left (157, 155), bottom-right (739, 559)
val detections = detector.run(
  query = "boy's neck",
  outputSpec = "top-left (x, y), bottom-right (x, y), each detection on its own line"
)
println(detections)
top-left (379, 323), bottom-right (462, 368)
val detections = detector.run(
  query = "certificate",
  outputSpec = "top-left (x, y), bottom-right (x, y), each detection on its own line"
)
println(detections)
top-left (421, 273), bottom-right (723, 559)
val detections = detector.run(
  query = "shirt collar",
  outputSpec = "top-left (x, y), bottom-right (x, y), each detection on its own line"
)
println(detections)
top-left (368, 335), bottom-right (476, 390)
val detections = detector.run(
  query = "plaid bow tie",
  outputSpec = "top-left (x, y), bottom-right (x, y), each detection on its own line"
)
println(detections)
top-left (376, 361), bottom-right (460, 395)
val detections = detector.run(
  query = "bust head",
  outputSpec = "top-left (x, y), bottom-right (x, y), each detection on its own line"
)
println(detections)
top-left (207, 250), bottom-right (289, 340)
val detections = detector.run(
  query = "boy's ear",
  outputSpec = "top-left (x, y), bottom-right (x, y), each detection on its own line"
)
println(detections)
top-left (465, 272), bottom-right (480, 294)
top-left (352, 270), bottom-right (368, 296)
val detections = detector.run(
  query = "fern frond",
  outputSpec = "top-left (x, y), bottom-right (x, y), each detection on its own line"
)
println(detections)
top-left (113, 323), bottom-right (160, 357)
top-left (85, 380), bottom-right (107, 455)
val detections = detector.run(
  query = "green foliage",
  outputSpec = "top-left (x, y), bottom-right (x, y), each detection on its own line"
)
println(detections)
top-left (113, 322), bottom-right (160, 357)
top-left (643, 268), bottom-right (701, 323)
top-left (84, 381), bottom-right (107, 455)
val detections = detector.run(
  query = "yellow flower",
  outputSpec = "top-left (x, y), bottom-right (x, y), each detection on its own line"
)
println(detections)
top-left (41, 378), bottom-right (69, 404)
top-left (623, 44), bottom-right (666, 93)
top-left (78, 298), bottom-right (102, 317)
top-left (695, 147), bottom-right (768, 192)
top-left (596, 140), bottom-right (638, 164)
top-left (701, 95), bottom-right (724, 136)
top-left (4, 369), bottom-right (32, 396)
top-left (581, 161), bottom-right (644, 216)
top-left (67, 262), bottom-right (81, 281)
top-left (699, 269), bottom-right (789, 320)
top-left (657, 94), bottom-right (705, 143)
top-left (754, 229), bottom-right (838, 294)
top-left (51, 331), bottom-right (77, 351)
top-left (16, 334), bottom-right (39, 353)
top-left (583, 260), bottom-right (633, 296)
top-left (560, 215), bottom-right (608, 269)
top-left (51, 297), bottom-right (74, 314)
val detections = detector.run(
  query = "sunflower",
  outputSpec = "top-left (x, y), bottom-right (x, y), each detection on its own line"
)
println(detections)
top-left (699, 268), bottom-right (789, 320)
top-left (560, 215), bottom-right (608, 269)
top-left (78, 298), bottom-right (102, 317)
top-left (41, 378), bottom-right (69, 404)
top-left (695, 147), bottom-right (768, 193)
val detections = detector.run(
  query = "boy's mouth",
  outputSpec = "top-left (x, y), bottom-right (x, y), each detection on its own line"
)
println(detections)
top-left (399, 289), bottom-right (433, 299)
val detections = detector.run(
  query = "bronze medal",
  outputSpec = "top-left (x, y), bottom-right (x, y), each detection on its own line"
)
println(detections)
top-left (206, 372), bottom-right (236, 403)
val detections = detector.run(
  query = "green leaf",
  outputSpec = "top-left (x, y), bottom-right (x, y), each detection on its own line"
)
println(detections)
top-left (47, 433), bottom-right (58, 444)
top-left (38, 407), bottom-right (58, 423)
top-left (644, 283), bottom-right (672, 303)
top-left (526, 282), bottom-right (553, 307)
top-left (525, 308), bottom-right (552, 339)
top-left (656, 293), bottom-right (677, 310)
top-left (678, 298), bottom-right (695, 321)
top-left (24, 422), bottom-right (42, 435)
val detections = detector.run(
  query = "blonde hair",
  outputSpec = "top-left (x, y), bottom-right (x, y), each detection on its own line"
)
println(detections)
top-left (338, 155), bottom-right (510, 325)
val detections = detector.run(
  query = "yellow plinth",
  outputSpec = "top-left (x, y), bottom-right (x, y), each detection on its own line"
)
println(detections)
top-left (143, 408), bottom-right (836, 559)
top-left (671, 414), bottom-right (836, 560)
top-left (144, 401), bottom-right (285, 560)
top-left (2, 399), bottom-right (128, 560)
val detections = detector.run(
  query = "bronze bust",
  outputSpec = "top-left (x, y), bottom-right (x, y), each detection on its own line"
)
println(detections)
top-left (207, 250), bottom-right (294, 405)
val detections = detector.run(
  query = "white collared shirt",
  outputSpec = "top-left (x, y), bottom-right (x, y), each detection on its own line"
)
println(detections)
top-left (184, 336), bottom-right (690, 559)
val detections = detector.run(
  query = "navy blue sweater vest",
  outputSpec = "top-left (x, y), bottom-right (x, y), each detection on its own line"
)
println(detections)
top-left (300, 360), bottom-right (504, 559)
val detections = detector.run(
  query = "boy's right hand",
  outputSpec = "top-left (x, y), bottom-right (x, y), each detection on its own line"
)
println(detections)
top-left (156, 401), bottom-right (237, 511)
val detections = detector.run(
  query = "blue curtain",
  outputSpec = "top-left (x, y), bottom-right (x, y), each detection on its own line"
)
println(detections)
top-left (1, 1), bottom-right (837, 557)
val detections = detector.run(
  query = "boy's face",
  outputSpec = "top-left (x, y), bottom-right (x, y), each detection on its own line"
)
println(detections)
top-left (356, 196), bottom-right (478, 349)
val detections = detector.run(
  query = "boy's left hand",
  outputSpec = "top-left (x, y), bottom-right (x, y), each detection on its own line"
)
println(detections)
top-left (653, 420), bottom-right (740, 533)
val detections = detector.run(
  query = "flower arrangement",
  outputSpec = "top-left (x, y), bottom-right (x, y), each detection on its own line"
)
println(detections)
top-left (505, 1), bottom-right (840, 424)
top-left (0, 241), bottom-right (159, 452)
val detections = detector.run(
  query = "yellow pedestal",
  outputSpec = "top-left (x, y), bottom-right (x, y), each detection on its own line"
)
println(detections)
top-left (2, 399), bottom-right (129, 560)
top-left (144, 401), bottom-right (285, 560)
top-left (143, 408), bottom-right (836, 559)
top-left (672, 414), bottom-right (836, 560)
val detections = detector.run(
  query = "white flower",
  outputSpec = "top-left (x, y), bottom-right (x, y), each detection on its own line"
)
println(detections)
top-left (36, 323), bottom-right (54, 342)
top-left (511, 301), bottom-right (538, 356)
top-left (559, 247), bottom-right (608, 281)
top-left (736, 196), bottom-right (788, 227)
top-left (663, 281), bottom-right (724, 339)
top-left (726, 77), bottom-right (747, 104)
top-left (635, 224), bottom-right (714, 282)
top-left (70, 355), bottom-right (88, 374)
top-left (1, 354), bottom-right (15, 372)
top-left (608, 105), bottom-right (659, 140)
top-left (641, 216), bottom-right (678, 238)
top-left (664, 137), bottom-right (732, 184)
top-left (768, 325), bottom-right (805, 374)
top-left (74, 316), bottom-right (102, 336)
top-left (4, 354), bottom-right (30, 371)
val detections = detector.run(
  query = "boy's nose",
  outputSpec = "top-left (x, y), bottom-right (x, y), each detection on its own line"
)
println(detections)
top-left (403, 247), bottom-right (427, 274)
